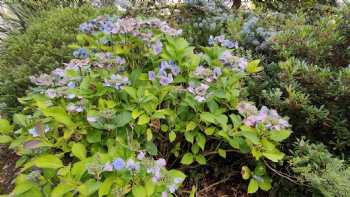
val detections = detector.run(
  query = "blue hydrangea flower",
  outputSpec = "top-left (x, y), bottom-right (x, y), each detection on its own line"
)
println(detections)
top-left (152, 39), bottom-right (163, 55)
top-left (28, 127), bottom-right (39, 137)
top-left (112, 158), bottom-right (125, 171)
top-left (159, 74), bottom-right (173, 86)
top-left (73, 48), bottom-right (89, 59)
top-left (67, 81), bottom-right (76, 89)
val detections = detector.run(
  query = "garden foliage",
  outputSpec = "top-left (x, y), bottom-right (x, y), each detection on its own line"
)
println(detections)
top-left (0, 15), bottom-right (293, 196)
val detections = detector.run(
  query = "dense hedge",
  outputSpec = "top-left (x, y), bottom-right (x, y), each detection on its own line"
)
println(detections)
top-left (0, 5), bottom-right (119, 115)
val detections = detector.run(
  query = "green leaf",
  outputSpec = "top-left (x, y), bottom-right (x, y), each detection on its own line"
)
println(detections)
top-left (186, 121), bottom-right (197, 132)
top-left (269, 130), bottom-right (292, 142)
top-left (184, 131), bottom-right (195, 144)
top-left (247, 179), bottom-right (259, 193)
top-left (51, 183), bottom-right (74, 197)
top-left (241, 166), bottom-right (251, 180)
top-left (169, 131), bottom-right (176, 142)
top-left (146, 129), bottom-right (153, 141)
top-left (71, 161), bottom-right (87, 180)
top-left (196, 133), bottom-right (206, 150)
top-left (200, 112), bottom-right (216, 124)
top-left (263, 150), bottom-right (285, 162)
top-left (34, 155), bottom-right (63, 169)
top-left (132, 185), bottom-right (147, 197)
top-left (195, 155), bottom-right (207, 165)
top-left (145, 180), bottom-right (155, 196)
top-left (99, 177), bottom-right (114, 197)
top-left (215, 114), bottom-right (228, 129)
top-left (0, 135), bottom-right (12, 144)
top-left (13, 114), bottom-right (30, 127)
top-left (218, 149), bottom-right (226, 158)
top-left (181, 153), bottom-right (194, 165)
top-left (0, 119), bottom-right (12, 134)
top-left (145, 142), bottom-right (158, 156)
top-left (168, 169), bottom-right (186, 179)
top-left (41, 106), bottom-right (75, 129)
top-left (78, 179), bottom-right (101, 196)
top-left (258, 177), bottom-right (272, 191)
top-left (13, 181), bottom-right (34, 195)
top-left (240, 127), bottom-right (260, 144)
top-left (204, 127), bottom-right (215, 135)
top-left (114, 111), bottom-right (132, 127)
top-left (246, 59), bottom-right (263, 73)
top-left (72, 143), bottom-right (87, 160)
top-left (123, 87), bottom-right (137, 100)
top-left (137, 114), bottom-right (150, 125)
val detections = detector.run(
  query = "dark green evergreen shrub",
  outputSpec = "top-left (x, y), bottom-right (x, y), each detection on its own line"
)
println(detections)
top-left (0, 5), bottom-right (119, 115)
top-left (290, 139), bottom-right (350, 197)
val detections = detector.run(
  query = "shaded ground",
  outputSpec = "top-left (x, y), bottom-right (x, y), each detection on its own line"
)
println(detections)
top-left (0, 145), bottom-right (18, 194)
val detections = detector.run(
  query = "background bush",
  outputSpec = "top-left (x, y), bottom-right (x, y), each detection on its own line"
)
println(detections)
top-left (0, 5), bottom-right (119, 116)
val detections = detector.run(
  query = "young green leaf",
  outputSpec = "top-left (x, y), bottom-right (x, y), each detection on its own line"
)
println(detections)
top-left (72, 143), bottom-right (87, 160)
top-left (247, 179), bottom-right (259, 193)
top-left (181, 153), bottom-right (194, 165)
top-left (34, 154), bottom-right (63, 169)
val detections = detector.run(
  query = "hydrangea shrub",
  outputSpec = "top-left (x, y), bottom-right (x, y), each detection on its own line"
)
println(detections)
top-left (0, 15), bottom-right (292, 196)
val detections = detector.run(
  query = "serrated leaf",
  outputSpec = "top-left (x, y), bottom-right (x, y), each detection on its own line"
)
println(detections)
top-left (269, 130), bottom-right (292, 142)
top-left (114, 111), bottom-right (132, 127)
top-left (184, 131), bottom-right (195, 144)
top-left (248, 179), bottom-right (259, 193)
top-left (41, 106), bottom-right (75, 129)
top-left (181, 153), bottom-right (194, 165)
top-left (137, 114), bottom-right (150, 125)
top-left (145, 180), bottom-right (155, 196)
top-left (263, 150), bottom-right (285, 162)
top-left (195, 155), bottom-right (207, 165)
top-left (72, 143), bottom-right (87, 160)
top-left (258, 177), bottom-right (272, 191)
top-left (123, 87), bottom-right (137, 100)
top-left (200, 112), bottom-right (216, 124)
top-left (186, 121), bottom-right (197, 132)
top-left (34, 155), bottom-right (63, 169)
top-left (204, 127), bottom-right (215, 135)
top-left (240, 127), bottom-right (260, 144)
top-left (51, 183), bottom-right (74, 197)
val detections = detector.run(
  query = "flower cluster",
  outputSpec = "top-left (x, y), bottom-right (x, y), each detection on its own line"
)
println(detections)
top-left (149, 60), bottom-right (180, 86)
top-left (219, 51), bottom-right (248, 71)
top-left (208, 35), bottom-right (238, 49)
top-left (73, 48), bottom-right (89, 59)
top-left (99, 152), bottom-right (184, 195)
top-left (193, 66), bottom-right (222, 83)
top-left (103, 74), bottom-right (130, 90)
top-left (79, 16), bottom-right (182, 37)
top-left (187, 82), bottom-right (209, 102)
top-left (237, 102), bottom-right (291, 130)
top-left (28, 125), bottom-right (50, 137)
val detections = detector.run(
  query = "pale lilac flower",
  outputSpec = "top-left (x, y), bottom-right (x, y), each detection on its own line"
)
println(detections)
top-left (156, 158), bottom-right (166, 167)
top-left (103, 163), bottom-right (114, 172)
top-left (46, 89), bottom-right (57, 98)
top-left (159, 74), bottom-right (173, 86)
top-left (152, 39), bottom-right (163, 55)
top-left (213, 67), bottom-right (222, 79)
top-left (162, 192), bottom-right (168, 197)
top-left (126, 159), bottom-right (140, 171)
top-left (66, 94), bottom-right (76, 100)
top-left (137, 152), bottom-right (145, 160)
top-left (238, 58), bottom-right (248, 71)
top-left (188, 82), bottom-right (209, 102)
top-left (67, 81), bottom-right (76, 88)
top-left (104, 74), bottom-right (130, 90)
top-left (87, 116), bottom-right (97, 123)
top-left (115, 56), bottom-right (126, 65)
top-left (148, 71), bottom-right (156, 81)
